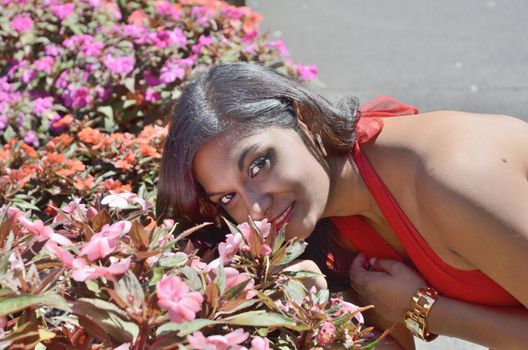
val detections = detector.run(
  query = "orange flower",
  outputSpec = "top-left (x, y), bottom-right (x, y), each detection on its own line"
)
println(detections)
top-left (241, 8), bottom-right (262, 34)
top-left (43, 153), bottom-right (66, 166)
top-left (0, 148), bottom-right (10, 163)
top-left (78, 127), bottom-right (105, 145)
top-left (103, 179), bottom-right (132, 193)
top-left (52, 114), bottom-right (73, 129)
top-left (9, 164), bottom-right (35, 187)
top-left (57, 160), bottom-right (86, 177)
top-left (139, 144), bottom-right (160, 158)
top-left (73, 174), bottom-right (95, 191)
top-left (21, 143), bottom-right (37, 158)
top-left (115, 152), bottom-right (136, 171)
top-left (128, 9), bottom-right (148, 25)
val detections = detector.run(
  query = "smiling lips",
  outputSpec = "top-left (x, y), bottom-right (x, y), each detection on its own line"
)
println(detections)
top-left (271, 202), bottom-right (295, 229)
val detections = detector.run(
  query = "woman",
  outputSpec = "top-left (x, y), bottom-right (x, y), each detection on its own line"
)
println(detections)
top-left (157, 62), bottom-right (528, 349)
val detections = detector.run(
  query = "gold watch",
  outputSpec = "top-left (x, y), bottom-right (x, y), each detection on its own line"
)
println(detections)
top-left (404, 287), bottom-right (439, 342)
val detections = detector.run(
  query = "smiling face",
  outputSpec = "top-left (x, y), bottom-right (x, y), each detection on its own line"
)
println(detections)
top-left (192, 126), bottom-right (332, 240)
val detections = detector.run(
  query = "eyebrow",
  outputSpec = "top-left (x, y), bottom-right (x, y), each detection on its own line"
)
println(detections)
top-left (205, 142), bottom-right (261, 198)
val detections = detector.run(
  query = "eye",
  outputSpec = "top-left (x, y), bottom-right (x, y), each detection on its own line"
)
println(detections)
top-left (220, 193), bottom-right (235, 205)
top-left (249, 155), bottom-right (270, 178)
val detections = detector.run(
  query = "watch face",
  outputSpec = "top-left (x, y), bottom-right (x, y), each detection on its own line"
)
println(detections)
top-left (405, 318), bottom-right (421, 335)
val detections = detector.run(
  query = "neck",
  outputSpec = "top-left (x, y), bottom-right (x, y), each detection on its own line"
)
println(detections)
top-left (322, 152), bottom-right (378, 219)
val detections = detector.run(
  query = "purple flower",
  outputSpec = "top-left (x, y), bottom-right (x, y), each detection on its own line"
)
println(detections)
top-left (49, 114), bottom-right (67, 133)
top-left (10, 13), bottom-right (33, 32)
top-left (104, 54), bottom-right (135, 75)
top-left (71, 87), bottom-right (92, 108)
top-left (51, 3), bottom-right (74, 20)
top-left (143, 70), bottom-right (161, 87)
top-left (23, 130), bottom-right (39, 148)
top-left (32, 97), bottom-right (54, 115)
top-left (295, 64), bottom-right (318, 81)
top-left (94, 86), bottom-right (112, 101)
top-left (33, 56), bottom-right (55, 73)
top-left (0, 115), bottom-right (8, 131)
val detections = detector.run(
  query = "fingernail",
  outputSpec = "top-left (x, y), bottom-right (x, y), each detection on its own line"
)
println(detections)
top-left (369, 257), bottom-right (377, 267)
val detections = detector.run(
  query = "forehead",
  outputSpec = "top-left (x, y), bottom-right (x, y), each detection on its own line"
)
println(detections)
top-left (192, 126), bottom-right (298, 187)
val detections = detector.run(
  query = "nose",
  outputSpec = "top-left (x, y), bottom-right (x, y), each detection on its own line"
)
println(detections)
top-left (242, 188), bottom-right (271, 221)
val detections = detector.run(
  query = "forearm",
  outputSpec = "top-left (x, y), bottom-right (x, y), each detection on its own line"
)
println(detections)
top-left (428, 296), bottom-right (528, 349)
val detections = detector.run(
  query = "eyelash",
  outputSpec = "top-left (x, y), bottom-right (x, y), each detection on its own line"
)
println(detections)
top-left (218, 154), bottom-right (271, 206)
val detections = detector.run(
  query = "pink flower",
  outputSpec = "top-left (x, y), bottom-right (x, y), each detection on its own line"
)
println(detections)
top-left (80, 221), bottom-right (131, 261)
top-left (45, 241), bottom-right (75, 268)
top-left (156, 275), bottom-right (203, 324)
top-left (159, 59), bottom-right (185, 84)
top-left (259, 244), bottom-right (272, 256)
top-left (104, 54), bottom-right (135, 75)
top-left (71, 257), bottom-right (131, 282)
top-left (268, 39), bottom-right (289, 57)
top-left (7, 207), bottom-right (22, 220)
top-left (218, 231), bottom-right (243, 264)
top-left (18, 217), bottom-right (72, 245)
top-left (101, 192), bottom-right (149, 210)
top-left (51, 3), bottom-right (74, 20)
top-left (331, 298), bottom-right (364, 323)
top-left (295, 64), bottom-right (318, 81)
top-left (10, 13), bottom-right (33, 32)
top-left (187, 328), bottom-right (249, 350)
top-left (251, 336), bottom-right (270, 350)
top-left (316, 321), bottom-right (336, 345)
top-left (155, 0), bottom-right (181, 19)
top-left (225, 267), bottom-right (256, 300)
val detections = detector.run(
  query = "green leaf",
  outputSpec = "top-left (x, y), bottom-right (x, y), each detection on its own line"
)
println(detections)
top-left (214, 262), bottom-right (226, 295)
top-left (180, 266), bottom-right (202, 292)
top-left (123, 99), bottom-right (137, 109)
top-left (159, 253), bottom-right (188, 268)
top-left (276, 241), bottom-right (307, 266)
top-left (0, 293), bottom-right (70, 316)
top-left (284, 279), bottom-right (306, 305)
top-left (97, 106), bottom-right (116, 131)
top-left (72, 298), bottom-right (139, 344)
top-left (123, 76), bottom-right (135, 93)
top-left (115, 272), bottom-right (144, 310)
top-left (272, 227), bottom-right (286, 253)
top-left (156, 319), bottom-right (217, 337)
top-left (222, 310), bottom-right (299, 329)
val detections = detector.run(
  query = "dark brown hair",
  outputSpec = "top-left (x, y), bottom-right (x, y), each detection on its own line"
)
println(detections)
top-left (157, 63), bottom-right (359, 288)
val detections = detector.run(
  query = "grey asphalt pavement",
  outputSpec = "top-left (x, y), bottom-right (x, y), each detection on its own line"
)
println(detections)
top-left (249, 0), bottom-right (528, 122)
top-left (247, 0), bottom-right (527, 349)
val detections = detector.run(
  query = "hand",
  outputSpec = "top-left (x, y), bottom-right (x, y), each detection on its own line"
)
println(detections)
top-left (348, 253), bottom-right (427, 323)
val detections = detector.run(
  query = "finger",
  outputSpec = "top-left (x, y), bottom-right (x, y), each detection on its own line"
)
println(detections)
top-left (373, 258), bottom-right (408, 275)
top-left (350, 253), bottom-right (367, 271)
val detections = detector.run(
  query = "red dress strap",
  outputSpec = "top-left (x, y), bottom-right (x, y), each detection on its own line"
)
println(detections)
top-left (333, 96), bottom-right (519, 306)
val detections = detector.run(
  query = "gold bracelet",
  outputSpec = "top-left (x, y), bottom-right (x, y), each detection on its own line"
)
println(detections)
top-left (404, 287), bottom-right (439, 342)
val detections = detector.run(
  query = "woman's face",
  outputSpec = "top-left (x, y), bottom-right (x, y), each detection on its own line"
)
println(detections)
top-left (193, 126), bottom-right (331, 240)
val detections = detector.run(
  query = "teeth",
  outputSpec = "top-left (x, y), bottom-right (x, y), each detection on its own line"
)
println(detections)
top-left (275, 205), bottom-right (292, 225)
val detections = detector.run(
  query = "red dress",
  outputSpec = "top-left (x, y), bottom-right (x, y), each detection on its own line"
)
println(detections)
top-left (331, 96), bottom-right (519, 306)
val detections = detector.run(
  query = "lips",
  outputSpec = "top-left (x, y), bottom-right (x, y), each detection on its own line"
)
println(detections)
top-left (270, 202), bottom-right (295, 230)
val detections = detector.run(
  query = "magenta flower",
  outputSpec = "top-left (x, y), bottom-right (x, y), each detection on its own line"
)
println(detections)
top-left (10, 13), bottom-right (33, 32)
top-left (32, 97), bottom-right (53, 115)
top-left (44, 44), bottom-right (62, 57)
top-left (155, 0), bottom-right (181, 19)
top-left (187, 328), bottom-right (249, 350)
top-left (295, 64), bottom-right (318, 81)
top-left (33, 56), bottom-right (55, 73)
top-left (51, 3), bottom-right (74, 20)
top-left (145, 88), bottom-right (161, 102)
top-left (316, 321), bottom-right (336, 345)
top-left (71, 87), bottom-right (92, 108)
top-left (191, 6), bottom-right (215, 26)
top-left (150, 28), bottom-right (187, 49)
top-left (156, 275), bottom-right (203, 324)
top-left (251, 337), bottom-right (270, 350)
top-left (80, 221), bottom-right (131, 261)
top-left (0, 115), bottom-right (8, 130)
top-left (160, 59), bottom-right (185, 84)
top-left (191, 35), bottom-right (214, 54)
top-left (104, 54), bottom-right (135, 75)
top-left (268, 39), bottom-right (289, 57)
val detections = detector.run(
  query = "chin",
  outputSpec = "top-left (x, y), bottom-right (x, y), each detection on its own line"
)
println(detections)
top-left (284, 219), bottom-right (315, 241)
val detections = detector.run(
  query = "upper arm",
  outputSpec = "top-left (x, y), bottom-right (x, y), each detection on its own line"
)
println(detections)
top-left (420, 137), bottom-right (528, 307)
